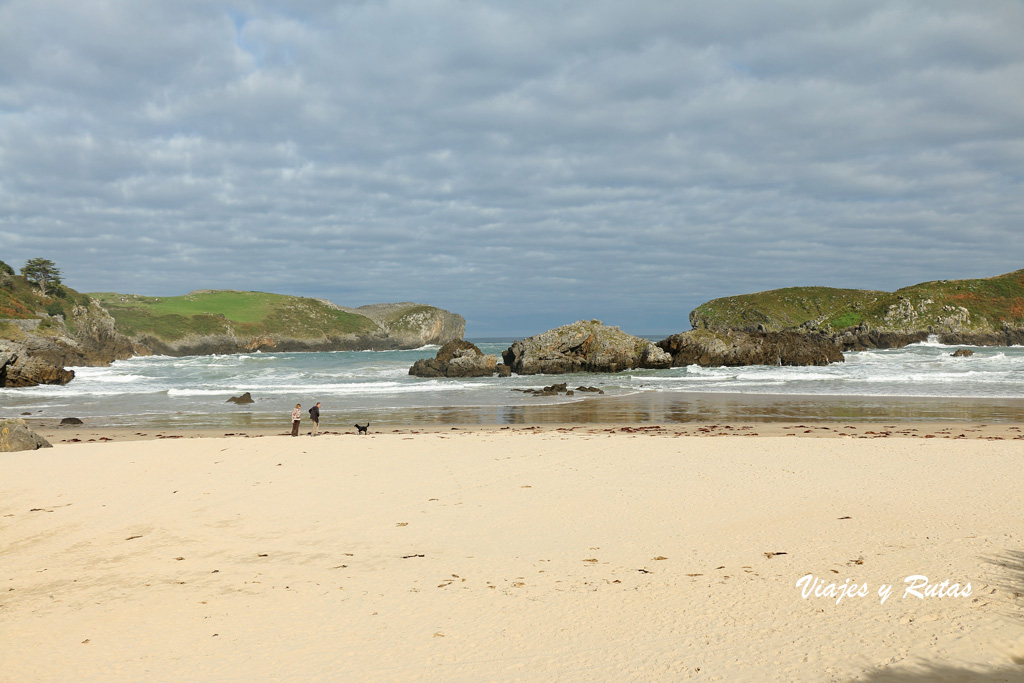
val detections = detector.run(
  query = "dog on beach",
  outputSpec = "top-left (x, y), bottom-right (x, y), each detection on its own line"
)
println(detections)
top-left (355, 423), bottom-right (370, 435)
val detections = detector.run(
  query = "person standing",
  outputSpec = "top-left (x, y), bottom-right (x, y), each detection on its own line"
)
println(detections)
top-left (291, 404), bottom-right (301, 437)
top-left (309, 402), bottom-right (321, 436)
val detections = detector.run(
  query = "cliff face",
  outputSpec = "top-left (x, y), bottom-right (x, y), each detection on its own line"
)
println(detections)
top-left (689, 269), bottom-right (1024, 350)
top-left (339, 303), bottom-right (466, 348)
top-left (0, 299), bottom-right (134, 387)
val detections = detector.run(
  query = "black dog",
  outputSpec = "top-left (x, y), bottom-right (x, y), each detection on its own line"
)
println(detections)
top-left (355, 423), bottom-right (370, 435)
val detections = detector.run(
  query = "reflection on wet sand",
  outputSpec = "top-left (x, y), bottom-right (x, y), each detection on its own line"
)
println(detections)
top-left (48, 390), bottom-right (1024, 430)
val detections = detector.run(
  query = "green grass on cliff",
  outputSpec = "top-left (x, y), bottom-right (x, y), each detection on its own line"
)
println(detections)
top-left (90, 291), bottom-right (377, 341)
top-left (690, 270), bottom-right (1024, 333)
top-left (0, 274), bottom-right (92, 336)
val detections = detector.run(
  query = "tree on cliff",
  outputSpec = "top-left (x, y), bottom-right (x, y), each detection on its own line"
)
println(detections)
top-left (20, 258), bottom-right (62, 297)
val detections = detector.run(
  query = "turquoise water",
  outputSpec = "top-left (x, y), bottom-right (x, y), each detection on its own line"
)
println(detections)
top-left (3, 338), bottom-right (1024, 429)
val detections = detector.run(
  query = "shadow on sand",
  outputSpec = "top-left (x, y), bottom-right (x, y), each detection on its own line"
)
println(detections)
top-left (852, 551), bottom-right (1024, 682)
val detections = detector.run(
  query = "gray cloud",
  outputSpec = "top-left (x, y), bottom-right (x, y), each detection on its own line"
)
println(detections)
top-left (1, 0), bottom-right (1022, 335)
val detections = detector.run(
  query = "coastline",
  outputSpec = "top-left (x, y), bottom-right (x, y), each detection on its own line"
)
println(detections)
top-left (3, 429), bottom-right (1023, 681)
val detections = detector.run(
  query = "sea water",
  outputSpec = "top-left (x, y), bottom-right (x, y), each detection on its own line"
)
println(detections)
top-left (3, 338), bottom-right (1024, 429)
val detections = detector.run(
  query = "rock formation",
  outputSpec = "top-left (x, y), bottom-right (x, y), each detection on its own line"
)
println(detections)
top-left (832, 328), bottom-right (929, 352)
top-left (502, 320), bottom-right (672, 375)
top-left (0, 299), bottom-right (134, 387)
top-left (951, 348), bottom-right (974, 358)
top-left (343, 303), bottom-right (466, 348)
top-left (112, 297), bottom-right (466, 357)
top-left (409, 340), bottom-right (501, 377)
top-left (513, 383), bottom-right (605, 396)
top-left (687, 269), bottom-right (1024, 351)
top-left (227, 392), bottom-right (255, 404)
top-left (0, 419), bottom-right (52, 451)
top-left (657, 330), bottom-right (844, 367)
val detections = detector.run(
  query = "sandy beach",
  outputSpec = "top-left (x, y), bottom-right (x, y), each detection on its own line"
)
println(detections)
top-left (3, 426), bottom-right (1024, 682)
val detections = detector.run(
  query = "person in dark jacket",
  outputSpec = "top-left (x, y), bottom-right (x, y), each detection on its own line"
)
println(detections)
top-left (309, 402), bottom-right (321, 436)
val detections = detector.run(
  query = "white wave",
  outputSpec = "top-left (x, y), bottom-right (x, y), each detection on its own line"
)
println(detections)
top-left (166, 381), bottom-right (476, 397)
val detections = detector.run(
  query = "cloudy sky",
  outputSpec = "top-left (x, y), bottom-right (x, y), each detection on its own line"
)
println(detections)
top-left (1, 1), bottom-right (1022, 336)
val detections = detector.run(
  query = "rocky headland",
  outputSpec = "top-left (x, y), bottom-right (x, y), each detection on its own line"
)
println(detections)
top-left (690, 269), bottom-right (1024, 351)
top-left (1, 294), bottom-right (134, 387)
top-left (95, 292), bottom-right (465, 357)
top-left (2, 281), bottom-right (465, 387)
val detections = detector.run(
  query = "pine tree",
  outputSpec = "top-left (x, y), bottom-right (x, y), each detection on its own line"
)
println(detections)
top-left (20, 258), bottom-right (63, 297)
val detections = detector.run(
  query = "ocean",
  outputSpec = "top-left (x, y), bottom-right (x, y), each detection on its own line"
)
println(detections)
top-left (4, 338), bottom-right (1024, 429)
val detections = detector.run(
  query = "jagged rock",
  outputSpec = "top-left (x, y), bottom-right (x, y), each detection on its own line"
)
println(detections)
top-left (1, 295), bottom-right (133, 387)
top-left (502, 320), bottom-right (671, 375)
top-left (951, 348), bottom-right (974, 358)
top-left (833, 328), bottom-right (930, 351)
top-left (409, 340), bottom-right (499, 377)
top-left (0, 419), bottom-right (52, 451)
top-left (0, 340), bottom-right (75, 387)
top-left (0, 347), bottom-right (17, 385)
top-left (59, 417), bottom-right (84, 425)
top-left (227, 392), bottom-right (255, 404)
top-left (657, 330), bottom-right (844, 367)
top-left (576, 386), bottom-right (605, 394)
top-left (938, 329), bottom-right (1024, 347)
top-left (496, 364), bottom-right (512, 377)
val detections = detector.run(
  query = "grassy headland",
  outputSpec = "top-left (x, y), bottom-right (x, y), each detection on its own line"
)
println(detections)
top-left (690, 269), bottom-right (1024, 334)
top-left (90, 290), bottom-right (377, 342)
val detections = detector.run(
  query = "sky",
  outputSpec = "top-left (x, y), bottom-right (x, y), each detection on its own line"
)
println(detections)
top-left (1, 1), bottom-right (1022, 337)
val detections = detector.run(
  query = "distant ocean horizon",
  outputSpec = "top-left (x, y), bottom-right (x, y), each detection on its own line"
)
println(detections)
top-left (4, 337), bottom-right (1024, 430)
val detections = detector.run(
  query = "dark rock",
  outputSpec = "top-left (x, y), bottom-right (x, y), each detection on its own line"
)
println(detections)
top-left (657, 330), bottom-right (844, 367)
top-left (951, 348), bottom-right (974, 357)
top-left (576, 386), bottom-right (605, 394)
top-left (409, 340), bottom-right (499, 377)
top-left (502, 320), bottom-right (671, 375)
top-left (833, 329), bottom-right (929, 351)
top-left (60, 417), bottom-right (84, 425)
top-left (496, 364), bottom-right (512, 377)
top-left (409, 357), bottom-right (444, 377)
top-left (227, 392), bottom-right (255, 404)
top-left (0, 419), bottom-right (52, 451)
top-left (938, 329), bottom-right (1024, 347)
top-left (0, 341), bottom-right (75, 387)
top-left (514, 382), bottom-right (575, 396)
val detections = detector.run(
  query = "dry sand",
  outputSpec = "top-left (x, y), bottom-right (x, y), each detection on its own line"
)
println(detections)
top-left (3, 427), bottom-right (1024, 682)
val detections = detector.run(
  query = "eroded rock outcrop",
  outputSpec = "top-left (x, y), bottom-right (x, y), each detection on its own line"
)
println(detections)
top-left (657, 330), bottom-right (844, 367)
top-left (345, 303), bottom-right (466, 348)
top-left (832, 327), bottom-right (929, 352)
top-left (502, 320), bottom-right (672, 375)
top-left (0, 419), bottom-right (52, 451)
top-left (409, 340), bottom-right (501, 377)
top-left (0, 299), bottom-right (134, 387)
